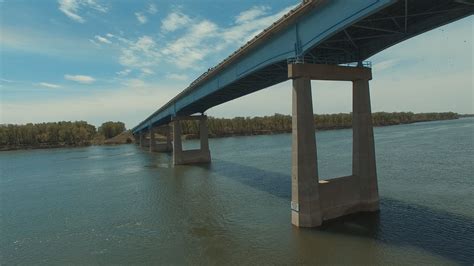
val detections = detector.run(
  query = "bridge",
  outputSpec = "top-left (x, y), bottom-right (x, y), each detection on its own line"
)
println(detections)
top-left (131, 0), bottom-right (473, 227)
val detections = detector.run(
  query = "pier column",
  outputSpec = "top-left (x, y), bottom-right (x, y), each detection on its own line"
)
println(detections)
top-left (149, 126), bottom-right (156, 152)
top-left (139, 133), bottom-right (144, 148)
top-left (172, 120), bottom-right (183, 164)
top-left (166, 126), bottom-right (172, 151)
top-left (352, 79), bottom-right (379, 211)
top-left (291, 77), bottom-right (322, 227)
top-left (153, 125), bottom-right (173, 153)
top-left (172, 115), bottom-right (211, 165)
top-left (200, 118), bottom-right (210, 153)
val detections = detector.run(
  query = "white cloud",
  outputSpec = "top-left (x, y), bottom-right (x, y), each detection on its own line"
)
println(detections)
top-left (141, 68), bottom-right (154, 75)
top-left (148, 4), bottom-right (157, 14)
top-left (58, 0), bottom-right (107, 23)
top-left (64, 74), bottom-right (96, 84)
top-left (118, 35), bottom-right (161, 69)
top-left (113, 5), bottom-right (295, 73)
top-left (116, 69), bottom-right (132, 76)
top-left (0, 78), bottom-right (14, 83)
top-left (94, 35), bottom-right (111, 44)
top-left (37, 82), bottom-right (62, 89)
top-left (135, 4), bottom-right (158, 25)
top-left (223, 5), bottom-right (296, 45)
top-left (162, 20), bottom-right (218, 69)
top-left (161, 11), bottom-right (191, 32)
top-left (166, 73), bottom-right (189, 81)
top-left (135, 12), bottom-right (147, 24)
top-left (235, 6), bottom-right (270, 24)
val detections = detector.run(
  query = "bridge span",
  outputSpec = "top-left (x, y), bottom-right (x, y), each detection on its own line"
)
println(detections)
top-left (131, 0), bottom-right (473, 227)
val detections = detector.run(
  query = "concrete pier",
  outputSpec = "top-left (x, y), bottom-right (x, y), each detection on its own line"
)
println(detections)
top-left (139, 133), bottom-right (144, 148)
top-left (172, 115), bottom-right (211, 165)
top-left (146, 126), bottom-right (172, 153)
top-left (149, 126), bottom-right (156, 152)
top-left (288, 63), bottom-right (379, 227)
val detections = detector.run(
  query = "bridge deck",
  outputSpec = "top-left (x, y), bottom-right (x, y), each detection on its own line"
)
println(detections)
top-left (132, 0), bottom-right (473, 134)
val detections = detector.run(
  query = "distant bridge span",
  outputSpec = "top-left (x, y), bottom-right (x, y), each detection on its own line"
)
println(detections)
top-left (132, 0), bottom-right (473, 228)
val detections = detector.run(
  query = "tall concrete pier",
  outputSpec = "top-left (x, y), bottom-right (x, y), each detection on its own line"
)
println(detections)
top-left (289, 63), bottom-right (379, 227)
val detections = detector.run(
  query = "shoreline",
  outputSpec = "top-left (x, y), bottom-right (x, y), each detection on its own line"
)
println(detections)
top-left (2, 116), bottom-right (468, 152)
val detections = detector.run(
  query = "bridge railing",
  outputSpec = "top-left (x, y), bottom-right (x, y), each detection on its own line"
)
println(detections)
top-left (287, 56), bottom-right (371, 68)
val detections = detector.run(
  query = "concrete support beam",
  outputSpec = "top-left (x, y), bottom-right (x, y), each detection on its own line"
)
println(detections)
top-left (353, 79), bottom-right (379, 211)
top-left (291, 78), bottom-right (322, 227)
top-left (172, 116), bottom-right (211, 165)
top-left (288, 63), bottom-right (372, 81)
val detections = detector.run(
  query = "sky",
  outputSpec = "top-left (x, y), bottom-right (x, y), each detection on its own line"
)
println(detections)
top-left (0, 0), bottom-right (472, 128)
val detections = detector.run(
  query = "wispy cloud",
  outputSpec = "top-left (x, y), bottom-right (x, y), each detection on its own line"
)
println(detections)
top-left (166, 73), bottom-right (189, 81)
top-left (161, 11), bottom-right (191, 32)
top-left (116, 69), bottom-right (132, 76)
top-left (113, 4), bottom-right (296, 74)
top-left (134, 3), bottom-right (158, 25)
top-left (135, 12), bottom-right (147, 24)
top-left (148, 4), bottom-right (157, 14)
top-left (58, 0), bottom-right (108, 23)
top-left (0, 78), bottom-right (14, 83)
top-left (235, 6), bottom-right (270, 24)
top-left (118, 35), bottom-right (161, 70)
top-left (37, 82), bottom-right (62, 89)
top-left (94, 35), bottom-right (111, 44)
top-left (65, 74), bottom-right (96, 84)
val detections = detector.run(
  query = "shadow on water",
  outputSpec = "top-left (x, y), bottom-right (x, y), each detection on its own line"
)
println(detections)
top-left (197, 159), bottom-right (474, 264)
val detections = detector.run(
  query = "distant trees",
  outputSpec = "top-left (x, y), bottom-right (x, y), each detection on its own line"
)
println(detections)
top-left (0, 120), bottom-right (129, 150)
top-left (179, 112), bottom-right (459, 138)
top-left (98, 121), bottom-right (126, 139)
top-left (0, 112), bottom-right (459, 150)
top-left (0, 121), bottom-right (96, 149)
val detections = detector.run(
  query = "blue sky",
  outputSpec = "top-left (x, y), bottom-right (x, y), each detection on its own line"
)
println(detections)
top-left (0, 0), bottom-right (472, 128)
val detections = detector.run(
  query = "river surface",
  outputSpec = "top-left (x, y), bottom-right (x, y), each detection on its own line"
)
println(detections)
top-left (1, 118), bottom-right (473, 265)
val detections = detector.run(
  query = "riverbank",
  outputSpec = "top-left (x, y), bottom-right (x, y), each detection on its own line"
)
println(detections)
top-left (0, 112), bottom-right (464, 151)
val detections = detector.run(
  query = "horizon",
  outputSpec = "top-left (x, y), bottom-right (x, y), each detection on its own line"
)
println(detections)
top-left (1, 0), bottom-right (472, 129)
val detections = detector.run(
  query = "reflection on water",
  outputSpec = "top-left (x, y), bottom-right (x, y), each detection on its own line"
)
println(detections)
top-left (1, 118), bottom-right (473, 264)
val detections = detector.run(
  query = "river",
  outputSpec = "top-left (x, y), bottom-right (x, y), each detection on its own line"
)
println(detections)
top-left (1, 118), bottom-right (473, 264)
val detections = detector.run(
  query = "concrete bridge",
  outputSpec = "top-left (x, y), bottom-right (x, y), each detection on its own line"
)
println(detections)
top-left (132, 0), bottom-right (473, 227)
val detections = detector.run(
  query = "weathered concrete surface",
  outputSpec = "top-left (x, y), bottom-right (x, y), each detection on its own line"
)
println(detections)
top-left (291, 77), bottom-right (322, 227)
top-left (172, 116), bottom-right (211, 165)
top-left (149, 127), bottom-right (156, 152)
top-left (353, 79), bottom-right (379, 211)
top-left (288, 64), bottom-right (372, 81)
top-left (150, 126), bottom-right (172, 153)
top-left (289, 63), bottom-right (379, 228)
top-left (139, 133), bottom-right (144, 148)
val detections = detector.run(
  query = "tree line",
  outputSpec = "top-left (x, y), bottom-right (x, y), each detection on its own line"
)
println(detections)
top-left (0, 121), bottom-right (126, 150)
top-left (179, 112), bottom-right (459, 137)
top-left (0, 112), bottom-right (459, 150)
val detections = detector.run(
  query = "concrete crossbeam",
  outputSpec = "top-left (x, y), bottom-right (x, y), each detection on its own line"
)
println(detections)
top-left (288, 63), bottom-right (372, 81)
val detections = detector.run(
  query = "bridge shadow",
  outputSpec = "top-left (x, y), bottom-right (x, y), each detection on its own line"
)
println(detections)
top-left (196, 159), bottom-right (474, 264)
